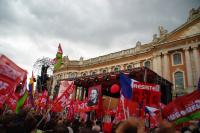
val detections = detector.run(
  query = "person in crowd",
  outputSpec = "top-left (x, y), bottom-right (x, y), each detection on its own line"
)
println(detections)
top-left (115, 117), bottom-right (144, 133)
top-left (92, 120), bottom-right (101, 132)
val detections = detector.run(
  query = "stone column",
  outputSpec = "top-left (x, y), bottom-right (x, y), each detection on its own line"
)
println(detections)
top-left (157, 55), bottom-right (162, 76)
top-left (108, 66), bottom-right (112, 72)
top-left (184, 48), bottom-right (193, 90)
top-left (163, 51), bottom-right (170, 81)
top-left (152, 54), bottom-right (162, 76)
top-left (152, 55), bottom-right (157, 72)
top-left (192, 47), bottom-right (200, 85)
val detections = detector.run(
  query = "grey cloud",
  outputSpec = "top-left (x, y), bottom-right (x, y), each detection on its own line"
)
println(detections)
top-left (0, 0), bottom-right (200, 76)
top-left (1, 0), bottom-right (199, 46)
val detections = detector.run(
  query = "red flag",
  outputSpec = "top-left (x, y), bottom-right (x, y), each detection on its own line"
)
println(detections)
top-left (57, 43), bottom-right (63, 54)
top-left (115, 95), bottom-right (125, 121)
top-left (5, 93), bottom-right (19, 111)
top-left (58, 80), bottom-right (74, 98)
top-left (51, 82), bottom-right (75, 112)
top-left (37, 90), bottom-right (48, 109)
top-left (0, 94), bottom-right (7, 109)
top-left (162, 90), bottom-right (200, 125)
top-left (0, 54), bottom-right (27, 93)
top-left (66, 101), bottom-right (74, 120)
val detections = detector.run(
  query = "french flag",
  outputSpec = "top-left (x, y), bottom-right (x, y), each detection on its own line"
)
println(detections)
top-left (119, 73), bottom-right (137, 100)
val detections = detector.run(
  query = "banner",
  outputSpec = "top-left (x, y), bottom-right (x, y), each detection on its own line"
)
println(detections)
top-left (162, 90), bottom-right (200, 125)
top-left (51, 81), bottom-right (75, 112)
top-left (5, 93), bottom-right (19, 111)
top-left (118, 82), bottom-right (161, 118)
top-left (87, 85), bottom-right (101, 109)
top-left (58, 80), bottom-right (73, 98)
top-left (132, 82), bottom-right (160, 106)
top-left (73, 85), bottom-right (102, 113)
top-left (0, 54), bottom-right (27, 94)
top-left (74, 99), bottom-right (100, 113)
top-left (37, 90), bottom-right (48, 109)
top-left (0, 94), bottom-right (7, 109)
top-left (74, 100), bottom-right (89, 112)
top-left (66, 101), bottom-right (74, 120)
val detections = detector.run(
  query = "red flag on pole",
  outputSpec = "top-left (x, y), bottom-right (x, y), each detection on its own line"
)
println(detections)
top-left (0, 54), bottom-right (27, 94)
top-left (5, 93), bottom-right (19, 111)
top-left (51, 81), bottom-right (75, 112)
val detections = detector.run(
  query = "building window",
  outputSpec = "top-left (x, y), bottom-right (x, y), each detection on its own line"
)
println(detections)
top-left (134, 63), bottom-right (140, 68)
top-left (82, 73), bottom-right (86, 76)
top-left (127, 64), bottom-right (132, 70)
top-left (70, 73), bottom-right (77, 78)
top-left (144, 61), bottom-right (151, 68)
top-left (114, 66), bottom-right (120, 72)
top-left (67, 73), bottom-right (71, 78)
top-left (102, 69), bottom-right (107, 74)
top-left (174, 71), bottom-right (184, 89)
top-left (92, 71), bottom-right (96, 75)
top-left (173, 53), bottom-right (182, 65)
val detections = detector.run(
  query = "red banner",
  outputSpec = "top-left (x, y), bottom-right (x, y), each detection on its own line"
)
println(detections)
top-left (133, 82), bottom-right (160, 92)
top-left (5, 93), bottom-right (19, 111)
top-left (66, 101), bottom-right (74, 120)
top-left (132, 82), bottom-right (160, 107)
top-left (74, 99), bottom-right (98, 113)
top-left (0, 94), bottom-right (7, 109)
top-left (36, 90), bottom-right (48, 110)
top-left (118, 82), bottom-right (161, 118)
top-left (58, 80), bottom-right (74, 98)
top-left (0, 55), bottom-right (27, 94)
top-left (87, 85), bottom-right (102, 109)
top-left (51, 81), bottom-right (75, 112)
top-left (162, 90), bottom-right (200, 122)
top-left (73, 85), bottom-right (102, 113)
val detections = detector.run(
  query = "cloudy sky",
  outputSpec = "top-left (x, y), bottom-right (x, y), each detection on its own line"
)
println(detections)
top-left (0, 0), bottom-right (199, 78)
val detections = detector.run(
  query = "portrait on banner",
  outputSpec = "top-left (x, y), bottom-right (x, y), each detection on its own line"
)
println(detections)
top-left (87, 85), bottom-right (101, 107)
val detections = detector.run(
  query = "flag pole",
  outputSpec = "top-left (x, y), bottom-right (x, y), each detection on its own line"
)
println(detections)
top-left (121, 94), bottom-right (127, 120)
top-left (144, 67), bottom-right (147, 83)
top-left (148, 112), bottom-right (151, 132)
top-left (107, 97), bottom-right (112, 111)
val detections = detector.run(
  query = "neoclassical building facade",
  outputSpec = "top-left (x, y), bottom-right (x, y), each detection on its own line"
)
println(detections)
top-left (52, 7), bottom-right (200, 96)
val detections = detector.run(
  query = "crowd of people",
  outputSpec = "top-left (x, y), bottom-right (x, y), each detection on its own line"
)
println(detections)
top-left (0, 107), bottom-right (199, 133)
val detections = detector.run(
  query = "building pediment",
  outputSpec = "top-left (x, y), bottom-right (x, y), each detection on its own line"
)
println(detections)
top-left (163, 15), bottom-right (200, 42)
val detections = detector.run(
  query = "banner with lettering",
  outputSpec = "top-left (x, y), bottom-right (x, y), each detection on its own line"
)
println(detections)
top-left (0, 94), bottom-right (7, 108)
top-left (58, 80), bottom-right (74, 98)
top-left (37, 90), bottom-right (49, 110)
top-left (51, 81), bottom-right (75, 112)
top-left (0, 54), bottom-right (27, 94)
top-left (74, 99), bottom-right (90, 113)
top-left (66, 101), bottom-right (75, 120)
top-left (162, 90), bottom-right (200, 125)
top-left (132, 82), bottom-right (160, 106)
top-left (5, 93), bottom-right (19, 111)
